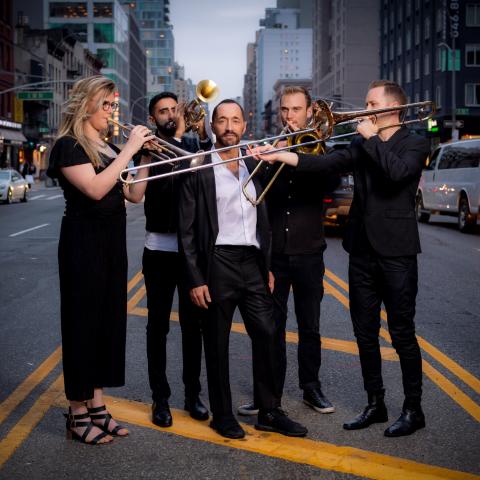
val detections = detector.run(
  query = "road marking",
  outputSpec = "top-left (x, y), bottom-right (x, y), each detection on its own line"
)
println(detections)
top-left (325, 269), bottom-right (480, 396)
top-left (45, 194), bottom-right (63, 200)
top-left (29, 195), bottom-right (46, 200)
top-left (324, 278), bottom-right (480, 422)
top-left (8, 223), bottom-right (50, 237)
top-left (0, 347), bottom-right (61, 426)
top-left (0, 376), bottom-right (64, 468)
top-left (57, 394), bottom-right (480, 480)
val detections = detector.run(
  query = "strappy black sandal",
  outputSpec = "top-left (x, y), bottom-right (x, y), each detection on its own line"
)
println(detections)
top-left (64, 409), bottom-right (111, 445)
top-left (88, 405), bottom-right (129, 437)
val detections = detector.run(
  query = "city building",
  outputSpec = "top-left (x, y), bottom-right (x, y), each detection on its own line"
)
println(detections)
top-left (131, 0), bottom-right (174, 96)
top-left (173, 62), bottom-right (194, 103)
top-left (380, 0), bottom-right (480, 142)
top-left (312, 0), bottom-right (380, 110)
top-left (254, 3), bottom-right (313, 135)
top-left (243, 41), bottom-right (257, 138)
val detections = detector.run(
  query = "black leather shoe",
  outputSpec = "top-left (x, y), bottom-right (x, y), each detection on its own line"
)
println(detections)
top-left (303, 387), bottom-right (335, 413)
top-left (255, 408), bottom-right (308, 437)
top-left (384, 408), bottom-right (425, 437)
top-left (343, 393), bottom-right (388, 430)
top-left (184, 396), bottom-right (209, 421)
top-left (209, 418), bottom-right (245, 439)
top-left (152, 399), bottom-right (172, 428)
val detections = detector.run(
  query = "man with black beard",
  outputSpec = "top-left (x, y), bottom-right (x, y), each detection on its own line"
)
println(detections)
top-left (178, 99), bottom-right (307, 440)
top-left (138, 92), bottom-right (211, 428)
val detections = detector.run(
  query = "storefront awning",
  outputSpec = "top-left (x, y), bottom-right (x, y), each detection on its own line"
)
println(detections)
top-left (0, 128), bottom-right (28, 146)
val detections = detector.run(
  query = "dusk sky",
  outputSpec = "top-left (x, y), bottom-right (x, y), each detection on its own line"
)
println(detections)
top-left (170, 0), bottom-right (276, 103)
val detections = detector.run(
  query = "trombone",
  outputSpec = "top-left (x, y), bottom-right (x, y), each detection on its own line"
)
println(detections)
top-left (241, 99), bottom-right (435, 205)
top-left (116, 99), bottom-right (435, 187)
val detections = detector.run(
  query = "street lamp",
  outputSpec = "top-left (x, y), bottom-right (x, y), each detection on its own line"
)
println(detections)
top-left (438, 41), bottom-right (459, 141)
top-left (129, 95), bottom-right (149, 123)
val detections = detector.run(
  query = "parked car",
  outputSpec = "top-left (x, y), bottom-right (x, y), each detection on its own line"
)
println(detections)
top-left (416, 138), bottom-right (480, 232)
top-left (0, 169), bottom-right (29, 204)
top-left (323, 140), bottom-right (353, 226)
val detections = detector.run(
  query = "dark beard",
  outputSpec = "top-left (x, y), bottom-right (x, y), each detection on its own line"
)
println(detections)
top-left (156, 120), bottom-right (177, 137)
top-left (216, 131), bottom-right (240, 148)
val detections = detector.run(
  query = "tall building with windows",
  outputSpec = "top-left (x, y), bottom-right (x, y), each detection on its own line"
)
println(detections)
top-left (255, 5), bottom-right (313, 135)
top-left (380, 0), bottom-right (480, 142)
top-left (312, 0), bottom-right (379, 109)
top-left (131, 0), bottom-right (174, 96)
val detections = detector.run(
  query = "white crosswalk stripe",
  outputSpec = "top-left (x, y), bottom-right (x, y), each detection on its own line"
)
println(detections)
top-left (45, 194), bottom-right (63, 200)
top-left (29, 195), bottom-right (46, 200)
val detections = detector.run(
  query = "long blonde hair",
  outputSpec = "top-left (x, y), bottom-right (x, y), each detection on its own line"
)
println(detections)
top-left (56, 75), bottom-right (116, 168)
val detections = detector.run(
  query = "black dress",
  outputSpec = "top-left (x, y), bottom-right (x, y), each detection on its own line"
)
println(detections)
top-left (48, 136), bottom-right (127, 401)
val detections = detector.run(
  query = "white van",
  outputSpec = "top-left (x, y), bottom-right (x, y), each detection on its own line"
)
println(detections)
top-left (416, 139), bottom-right (480, 233)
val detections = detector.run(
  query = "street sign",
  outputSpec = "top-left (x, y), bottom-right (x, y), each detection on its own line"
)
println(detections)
top-left (17, 91), bottom-right (54, 100)
top-left (443, 120), bottom-right (464, 128)
top-left (456, 108), bottom-right (469, 115)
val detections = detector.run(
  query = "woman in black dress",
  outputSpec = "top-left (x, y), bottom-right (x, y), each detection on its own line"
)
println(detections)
top-left (48, 76), bottom-right (154, 445)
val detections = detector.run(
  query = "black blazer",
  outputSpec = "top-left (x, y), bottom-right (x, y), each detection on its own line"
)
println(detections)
top-left (178, 153), bottom-right (272, 290)
top-left (296, 128), bottom-right (430, 257)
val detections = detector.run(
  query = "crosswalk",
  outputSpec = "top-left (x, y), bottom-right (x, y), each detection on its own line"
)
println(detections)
top-left (29, 193), bottom-right (63, 201)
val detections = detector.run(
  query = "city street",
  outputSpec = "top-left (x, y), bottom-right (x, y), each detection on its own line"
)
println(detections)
top-left (0, 182), bottom-right (479, 480)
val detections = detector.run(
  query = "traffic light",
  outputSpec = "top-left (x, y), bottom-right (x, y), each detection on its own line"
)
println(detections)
top-left (427, 119), bottom-right (438, 133)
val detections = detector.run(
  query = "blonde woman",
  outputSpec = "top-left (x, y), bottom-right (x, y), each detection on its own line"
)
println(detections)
top-left (48, 76), bottom-right (154, 445)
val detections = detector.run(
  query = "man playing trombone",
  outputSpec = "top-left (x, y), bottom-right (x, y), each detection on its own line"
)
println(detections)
top-left (238, 86), bottom-right (336, 417)
top-left (137, 92), bottom-right (211, 428)
top-left (249, 80), bottom-right (431, 438)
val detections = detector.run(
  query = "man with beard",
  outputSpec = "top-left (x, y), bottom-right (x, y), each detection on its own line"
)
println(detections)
top-left (178, 99), bottom-right (307, 440)
top-left (139, 92), bottom-right (211, 428)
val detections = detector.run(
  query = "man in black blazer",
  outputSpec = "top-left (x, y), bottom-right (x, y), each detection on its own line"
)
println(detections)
top-left (249, 80), bottom-right (431, 437)
top-left (178, 99), bottom-right (307, 440)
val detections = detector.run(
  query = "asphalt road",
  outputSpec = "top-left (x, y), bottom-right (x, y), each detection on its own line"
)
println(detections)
top-left (0, 182), bottom-right (479, 480)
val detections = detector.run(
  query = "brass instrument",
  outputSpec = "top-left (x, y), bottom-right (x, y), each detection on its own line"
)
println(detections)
top-left (184, 79), bottom-right (219, 131)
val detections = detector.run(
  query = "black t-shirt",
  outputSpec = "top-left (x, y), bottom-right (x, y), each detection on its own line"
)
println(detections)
top-left (48, 136), bottom-right (125, 218)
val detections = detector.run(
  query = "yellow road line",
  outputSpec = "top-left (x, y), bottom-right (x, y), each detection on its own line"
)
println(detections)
top-left (324, 278), bottom-right (480, 422)
top-left (326, 268), bottom-right (480, 396)
top-left (0, 375), bottom-right (64, 468)
top-left (51, 394), bottom-right (478, 480)
top-left (0, 347), bottom-right (61, 426)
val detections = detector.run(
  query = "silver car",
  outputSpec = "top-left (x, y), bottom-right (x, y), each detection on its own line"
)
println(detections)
top-left (0, 169), bottom-right (29, 204)
top-left (416, 139), bottom-right (480, 233)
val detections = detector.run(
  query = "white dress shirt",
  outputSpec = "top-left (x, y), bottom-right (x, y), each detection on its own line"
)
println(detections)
top-left (211, 148), bottom-right (260, 249)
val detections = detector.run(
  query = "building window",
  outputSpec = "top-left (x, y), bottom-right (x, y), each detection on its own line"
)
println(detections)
top-left (415, 24), bottom-right (420, 45)
top-left (390, 41), bottom-right (394, 60)
top-left (397, 66), bottom-right (402, 84)
top-left (415, 58), bottom-right (420, 79)
top-left (93, 2), bottom-right (113, 17)
top-left (436, 85), bottom-right (442, 107)
top-left (406, 63), bottom-right (411, 82)
top-left (425, 18), bottom-right (430, 39)
top-left (465, 83), bottom-right (480, 105)
top-left (49, 2), bottom-right (87, 17)
top-left (406, 1), bottom-right (411, 17)
top-left (406, 28), bottom-right (411, 50)
top-left (96, 48), bottom-right (115, 68)
top-left (424, 89), bottom-right (429, 102)
top-left (436, 8), bottom-right (443, 32)
top-left (436, 47), bottom-right (442, 70)
top-left (49, 23), bottom-right (88, 38)
top-left (424, 52), bottom-right (430, 75)
top-left (397, 37), bottom-right (402, 56)
top-left (466, 44), bottom-right (480, 66)
top-left (466, 4), bottom-right (480, 26)
top-left (94, 24), bottom-right (114, 43)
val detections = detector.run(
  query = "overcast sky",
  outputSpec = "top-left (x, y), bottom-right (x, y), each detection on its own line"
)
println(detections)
top-left (170, 0), bottom-right (276, 102)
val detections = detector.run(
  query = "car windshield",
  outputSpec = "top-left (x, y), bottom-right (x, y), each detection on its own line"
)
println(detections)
top-left (0, 171), bottom-right (10, 180)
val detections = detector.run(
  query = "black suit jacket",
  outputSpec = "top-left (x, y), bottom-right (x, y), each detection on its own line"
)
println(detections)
top-left (296, 128), bottom-right (430, 257)
top-left (178, 152), bottom-right (272, 290)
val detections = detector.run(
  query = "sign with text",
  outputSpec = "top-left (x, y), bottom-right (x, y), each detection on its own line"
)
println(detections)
top-left (17, 91), bottom-right (54, 101)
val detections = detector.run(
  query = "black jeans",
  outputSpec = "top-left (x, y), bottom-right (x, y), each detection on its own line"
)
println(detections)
top-left (348, 252), bottom-right (422, 401)
top-left (142, 248), bottom-right (204, 402)
top-left (271, 252), bottom-right (325, 393)
top-left (204, 246), bottom-right (281, 421)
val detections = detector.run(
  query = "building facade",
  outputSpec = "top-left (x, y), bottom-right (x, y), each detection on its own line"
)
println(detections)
top-left (255, 6), bottom-right (313, 135)
top-left (132, 0), bottom-right (174, 96)
top-left (312, 0), bottom-right (380, 110)
top-left (243, 42), bottom-right (257, 139)
top-left (380, 0), bottom-right (480, 142)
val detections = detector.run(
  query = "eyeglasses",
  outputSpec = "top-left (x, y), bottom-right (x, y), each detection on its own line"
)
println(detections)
top-left (102, 101), bottom-right (119, 112)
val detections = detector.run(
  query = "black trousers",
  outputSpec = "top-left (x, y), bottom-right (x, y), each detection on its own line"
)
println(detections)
top-left (271, 252), bottom-right (325, 393)
top-left (348, 252), bottom-right (423, 401)
top-left (142, 248), bottom-right (204, 402)
top-left (204, 246), bottom-right (281, 421)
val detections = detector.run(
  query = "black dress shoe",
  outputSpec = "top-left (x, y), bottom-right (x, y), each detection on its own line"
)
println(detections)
top-left (303, 387), bottom-right (335, 413)
top-left (184, 396), bottom-right (209, 421)
top-left (384, 408), bottom-right (425, 437)
top-left (209, 418), bottom-right (245, 439)
top-left (152, 399), bottom-right (172, 428)
top-left (343, 393), bottom-right (388, 430)
top-left (255, 408), bottom-right (308, 437)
